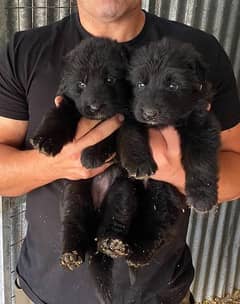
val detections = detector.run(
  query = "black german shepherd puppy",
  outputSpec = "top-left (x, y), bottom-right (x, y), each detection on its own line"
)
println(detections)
top-left (31, 37), bottom-right (136, 303)
top-left (123, 38), bottom-right (220, 213)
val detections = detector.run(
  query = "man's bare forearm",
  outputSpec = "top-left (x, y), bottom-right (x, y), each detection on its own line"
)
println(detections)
top-left (170, 151), bottom-right (240, 203)
top-left (217, 151), bottom-right (240, 203)
top-left (0, 115), bottom-right (123, 197)
top-left (0, 144), bottom-right (60, 197)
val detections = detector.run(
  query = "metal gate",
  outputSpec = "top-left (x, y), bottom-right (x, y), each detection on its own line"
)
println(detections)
top-left (0, 0), bottom-right (239, 303)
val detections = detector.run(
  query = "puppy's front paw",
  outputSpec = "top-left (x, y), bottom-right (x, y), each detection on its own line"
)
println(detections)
top-left (30, 134), bottom-right (64, 156)
top-left (122, 157), bottom-right (157, 179)
top-left (60, 251), bottom-right (83, 271)
top-left (186, 191), bottom-right (217, 212)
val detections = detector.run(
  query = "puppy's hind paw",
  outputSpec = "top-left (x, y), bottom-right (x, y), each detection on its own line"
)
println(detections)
top-left (126, 253), bottom-right (150, 268)
top-left (97, 238), bottom-right (129, 258)
top-left (30, 135), bottom-right (63, 156)
top-left (60, 251), bottom-right (83, 271)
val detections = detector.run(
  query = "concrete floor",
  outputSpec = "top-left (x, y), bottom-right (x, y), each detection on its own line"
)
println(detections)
top-left (15, 288), bottom-right (32, 304)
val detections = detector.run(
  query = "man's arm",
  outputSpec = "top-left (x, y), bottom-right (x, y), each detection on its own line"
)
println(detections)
top-left (148, 123), bottom-right (240, 203)
top-left (0, 115), bottom-right (123, 197)
top-left (217, 123), bottom-right (240, 202)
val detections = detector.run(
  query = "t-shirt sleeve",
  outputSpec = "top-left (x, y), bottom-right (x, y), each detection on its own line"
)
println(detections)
top-left (209, 38), bottom-right (240, 130)
top-left (0, 33), bottom-right (29, 120)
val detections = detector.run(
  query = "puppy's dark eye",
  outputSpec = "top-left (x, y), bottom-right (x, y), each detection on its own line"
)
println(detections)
top-left (136, 81), bottom-right (145, 89)
top-left (168, 82), bottom-right (180, 91)
top-left (77, 81), bottom-right (86, 89)
top-left (106, 77), bottom-right (116, 85)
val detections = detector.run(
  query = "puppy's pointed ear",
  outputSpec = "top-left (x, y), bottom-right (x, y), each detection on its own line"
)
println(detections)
top-left (120, 45), bottom-right (130, 64)
top-left (188, 49), bottom-right (208, 82)
top-left (57, 80), bottom-right (67, 96)
top-left (195, 56), bottom-right (208, 82)
top-left (57, 50), bottom-right (76, 96)
top-left (62, 48), bottom-right (74, 65)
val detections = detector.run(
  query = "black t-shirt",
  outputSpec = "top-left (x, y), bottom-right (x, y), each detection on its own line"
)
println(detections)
top-left (0, 11), bottom-right (239, 304)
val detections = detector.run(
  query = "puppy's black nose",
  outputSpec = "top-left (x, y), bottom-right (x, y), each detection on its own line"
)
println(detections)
top-left (141, 108), bottom-right (159, 120)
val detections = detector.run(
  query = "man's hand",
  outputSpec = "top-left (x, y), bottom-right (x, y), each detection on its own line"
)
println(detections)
top-left (148, 127), bottom-right (186, 193)
top-left (50, 114), bottom-right (124, 180)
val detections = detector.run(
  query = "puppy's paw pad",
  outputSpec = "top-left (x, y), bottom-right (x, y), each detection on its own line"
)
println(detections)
top-left (60, 251), bottom-right (83, 270)
top-left (97, 238), bottom-right (128, 258)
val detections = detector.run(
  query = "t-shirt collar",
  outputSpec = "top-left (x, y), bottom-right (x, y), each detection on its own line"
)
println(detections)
top-left (74, 9), bottom-right (149, 47)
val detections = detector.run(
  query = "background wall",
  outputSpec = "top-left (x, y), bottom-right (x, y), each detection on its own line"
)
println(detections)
top-left (0, 0), bottom-right (239, 303)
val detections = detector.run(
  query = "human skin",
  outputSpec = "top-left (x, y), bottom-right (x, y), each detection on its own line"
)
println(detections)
top-left (0, 115), bottom-right (124, 196)
top-left (148, 125), bottom-right (240, 203)
top-left (75, 0), bottom-right (240, 203)
top-left (0, 0), bottom-right (240, 203)
top-left (76, 0), bottom-right (145, 42)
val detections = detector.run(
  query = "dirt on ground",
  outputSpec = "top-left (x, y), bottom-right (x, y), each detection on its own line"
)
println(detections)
top-left (200, 290), bottom-right (240, 304)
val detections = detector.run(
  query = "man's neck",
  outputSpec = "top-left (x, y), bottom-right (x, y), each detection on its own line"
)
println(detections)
top-left (78, 8), bottom-right (145, 43)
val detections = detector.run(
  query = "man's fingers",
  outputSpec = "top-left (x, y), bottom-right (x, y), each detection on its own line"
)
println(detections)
top-left (78, 114), bottom-right (124, 148)
top-left (148, 128), bottom-right (166, 163)
top-left (149, 127), bottom-right (180, 163)
top-left (55, 96), bottom-right (63, 107)
top-left (75, 118), bottom-right (101, 140)
top-left (160, 127), bottom-right (180, 154)
top-left (87, 161), bottom-right (114, 176)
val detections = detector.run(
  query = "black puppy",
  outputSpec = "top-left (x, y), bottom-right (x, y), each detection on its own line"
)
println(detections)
top-left (123, 38), bottom-right (221, 212)
top-left (31, 37), bottom-right (140, 303)
top-left (31, 37), bottom-right (134, 266)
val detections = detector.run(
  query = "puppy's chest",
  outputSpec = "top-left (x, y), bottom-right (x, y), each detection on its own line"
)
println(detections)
top-left (91, 166), bottom-right (122, 209)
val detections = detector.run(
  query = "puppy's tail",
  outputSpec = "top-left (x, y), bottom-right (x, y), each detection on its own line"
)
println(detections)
top-left (89, 252), bottom-right (113, 304)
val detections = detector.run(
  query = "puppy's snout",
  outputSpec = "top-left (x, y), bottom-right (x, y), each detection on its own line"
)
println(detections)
top-left (141, 107), bottom-right (159, 121)
top-left (87, 102), bottom-right (104, 113)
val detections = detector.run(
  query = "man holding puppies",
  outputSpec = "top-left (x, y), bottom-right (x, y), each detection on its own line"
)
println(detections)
top-left (0, 0), bottom-right (239, 303)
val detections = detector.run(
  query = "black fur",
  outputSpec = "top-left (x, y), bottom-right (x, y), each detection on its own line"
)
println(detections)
top-left (31, 37), bottom-right (211, 303)
top-left (31, 38), bottom-right (133, 303)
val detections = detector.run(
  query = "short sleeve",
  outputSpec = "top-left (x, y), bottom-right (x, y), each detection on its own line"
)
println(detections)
top-left (209, 39), bottom-right (240, 130)
top-left (0, 33), bottom-right (29, 120)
